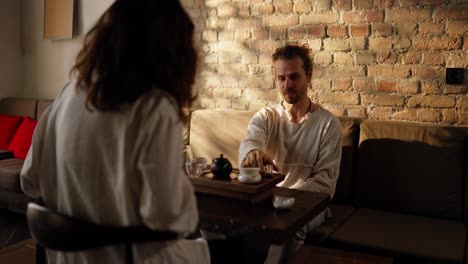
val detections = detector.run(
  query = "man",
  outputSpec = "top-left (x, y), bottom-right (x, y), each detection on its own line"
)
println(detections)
top-left (239, 44), bottom-right (342, 263)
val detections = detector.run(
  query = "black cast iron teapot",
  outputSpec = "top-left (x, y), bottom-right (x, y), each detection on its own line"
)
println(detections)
top-left (210, 154), bottom-right (232, 180)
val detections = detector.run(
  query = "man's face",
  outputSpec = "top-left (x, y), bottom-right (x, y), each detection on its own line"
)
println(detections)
top-left (274, 57), bottom-right (311, 105)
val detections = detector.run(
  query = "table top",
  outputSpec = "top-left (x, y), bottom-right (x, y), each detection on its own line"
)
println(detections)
top-left (196, 187), bottom-right (330, 243)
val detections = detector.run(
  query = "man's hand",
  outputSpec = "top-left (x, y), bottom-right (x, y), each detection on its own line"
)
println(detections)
top-left (242, 149), bottom-right (278, 171)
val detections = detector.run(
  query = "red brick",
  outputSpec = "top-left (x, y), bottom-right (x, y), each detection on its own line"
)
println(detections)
top-left (218, 5), bottom-right (237, 17)
top-left (413, 36), bottom-right (462, 50)
top-left (324, 39), bottom-right (350, 51)
top-left (312, 79), bottom-right (331, 90)
top-left (419, 22), bottom-right (445, 35)
top-left (353, 78), bottom-right (375, 92)
top-left (417, 109), bottom-right (441, 123)
top-left (362, 94), bottom-right (404, 106)
top-left (464, 37), bottom-right (468, 50)
top-left (253, 4), bottom-right (274, 15)
top-left (270, 28), bottom-right (287, 40)
top-left (401, 52), bottom-right (421, 64)
top-left (423, 52), bottom-right (445, 65)
top-left (348, 107), bottom-right (367, 118)
top-left (238, 6), bottom-right (250, 16)
top-left (368, 65), bottom-right (411, 78)
top-left (252, 28), bottom-right (269, 40)
top-left (333, 0), bottom-right (352, 10)
top-left (398, 0), bottom-right (419, 7)
top-left (319, 92), bottom-right (360, 105)
top-left (355, 52), bottom-right (375, 64)
top-left (433, 7), bottom-right (468, 20)
top-left (353, 0), bottom-right (373, 9)
top-left (377, 80), bottom-right (397, 92)
top-left (314, 0), bottom-right (331, 11)
top-left (323, 66), bottom-right (366, 78)
top-left (447, 21), bottom-right (468, 36)
top-left (276, 2), bottom-right (293, 13)
top-left (396, 79), bottom-right (419, 94)
top-left (343, 10), bottom-right (384, 23)
top-left (228, 18), bottom-right (262, 29)
top-left (334, 52), bottom-right (354, 65)
top-left (395, 22), bottom-right (417, 35)
top-left (301, 13), bottom-right (340, 24)
top-left (387, 9), bottom-right (432, 22)
top-left (369, 37), bottom-right (392, 50)
top-left (423, 0), bottom-right (447, 5)
top-left (327, 25), bottom-right (348, 37)
top-left (372, 23), bottom-right (393, 37)
top-left (393, 110), bottom-right (417, 121)
top-left (288, 27), bottom-right (307, 39)
top-left (295, 1), bottom-right (312, 13)
top-left (411, 66), bottom-right (444, 79)
top-left (369, 107), bottom-right (395, 120)
top-left (333, 79), bottom-right (352, 91)
top-left (374, 0), bottom-right (394, 8)
top-left (376, 51), bottom-right (398, 64)
top-left (350, 24), bottom-right (370, 37)
top-left (307, 25), bottom-right (326, 37)
top-left (263, 15), bottom-right (299, 27)
top-left (314, 51), bottom-right (333, 65)
top-left (367, 10), bottom-right (385, 22)
top-left (421, 80), bottom-right (442, 94)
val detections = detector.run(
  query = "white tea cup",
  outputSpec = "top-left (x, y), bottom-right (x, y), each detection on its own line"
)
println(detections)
top-left (238, 167), bottom-right (261, 183)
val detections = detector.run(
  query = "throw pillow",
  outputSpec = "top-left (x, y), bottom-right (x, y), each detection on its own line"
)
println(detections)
top-left (8, 116), bottom-right (38, 159)
top-left (0, 115), bottom-right (23, 149)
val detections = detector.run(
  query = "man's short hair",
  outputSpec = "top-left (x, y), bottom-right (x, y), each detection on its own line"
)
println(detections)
top-left (272, 44), bottom-right (313, 77)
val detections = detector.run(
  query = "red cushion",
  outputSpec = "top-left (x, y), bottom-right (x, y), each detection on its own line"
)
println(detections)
top-left (8, 116), bottom-right (38, 159)
top-left (0, 115), bottom-right (23, 149)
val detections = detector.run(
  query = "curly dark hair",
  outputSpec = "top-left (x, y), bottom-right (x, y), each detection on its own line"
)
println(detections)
top-left (272, 44), bottom-right (313, 77)
top-left (70, 0), bottom-right (197, 123)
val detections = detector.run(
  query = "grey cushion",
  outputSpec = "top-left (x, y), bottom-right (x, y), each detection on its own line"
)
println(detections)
top-left (0, 159), bottom-right (24, 192)
top-left (0, 98), bottom-right (36, 119)
top-left (357, 121), bottom-right (468, 220)
top-left (333, 118), bottom-right (360, 203)
top-left (330, 208), bottom-right (466, 263)
top-left (305, 203), bottom-right (355, 244)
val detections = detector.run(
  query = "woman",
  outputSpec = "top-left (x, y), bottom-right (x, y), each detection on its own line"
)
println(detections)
top-left (20, 0), bottom-right (209, 263)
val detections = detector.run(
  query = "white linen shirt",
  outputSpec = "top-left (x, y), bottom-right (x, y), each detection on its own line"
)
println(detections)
top-left (239, 103), bottom-right (342, 197)
top-left (20, 82), bottom-right (210, 263)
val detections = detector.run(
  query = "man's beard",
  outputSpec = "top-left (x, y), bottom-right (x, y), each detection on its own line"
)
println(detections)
top-left (282, 88), bottom-right (301, 104)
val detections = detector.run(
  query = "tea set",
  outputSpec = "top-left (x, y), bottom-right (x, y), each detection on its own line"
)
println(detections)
top-left (187, 153), bottom-right (295, 208)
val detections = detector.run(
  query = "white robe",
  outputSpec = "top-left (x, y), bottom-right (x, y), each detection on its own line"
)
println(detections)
top-left (239, 103), bottom-right (342, 197)
top-left (20, 82), bottom-right (210, 264)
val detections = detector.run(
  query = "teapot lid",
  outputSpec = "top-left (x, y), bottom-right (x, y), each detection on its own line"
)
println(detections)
top-left (213, 154), bottom-right (229, 162)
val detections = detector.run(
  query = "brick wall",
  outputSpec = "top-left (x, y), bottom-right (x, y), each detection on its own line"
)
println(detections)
top-left (182, 0), bottom-right (468, 125)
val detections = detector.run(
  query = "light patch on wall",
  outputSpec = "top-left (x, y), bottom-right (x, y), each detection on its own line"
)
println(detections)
top-left (43, 0), bottom-right (74, 40)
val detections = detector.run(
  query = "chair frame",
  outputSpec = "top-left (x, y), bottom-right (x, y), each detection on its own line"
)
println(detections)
top-left (26, 202), bottom-right (178, 264)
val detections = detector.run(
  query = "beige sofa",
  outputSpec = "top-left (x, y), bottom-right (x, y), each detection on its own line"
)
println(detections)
top-left (188, 109), bottom-right (468, 264)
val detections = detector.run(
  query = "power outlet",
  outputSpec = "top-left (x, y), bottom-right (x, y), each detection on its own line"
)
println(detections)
top-left (446, 68), bottom-right (465, 85)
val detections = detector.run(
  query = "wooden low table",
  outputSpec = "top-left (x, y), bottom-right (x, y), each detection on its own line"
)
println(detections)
top-left (0, 239), bottom-right (35, 264)
top-left (197, 187), bottom-right (330, 243)
top-left (289, 246), bottom-right (393, 264)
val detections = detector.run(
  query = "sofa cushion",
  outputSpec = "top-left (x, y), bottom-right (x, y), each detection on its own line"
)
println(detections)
top-left (0, 115), bottom-right (23, 149)
top-left (36, 99), bottom-right (53, 120)
top-left (0, 98), bottom-right (36, 119)
top-left (0, 158), bottom-right (25, 192)
top-left (8, 117), bottom-right (38, 160)
top-left (357, 121), bottom-right (468, 220)
top-left (190, 109), bottom-right (255, 168)
top-left (330, 208), bottom-right (466, 263)
top-left (333, 117), bottom-right (360, 203)
top-left (305, 203), bottom-right (356, 244)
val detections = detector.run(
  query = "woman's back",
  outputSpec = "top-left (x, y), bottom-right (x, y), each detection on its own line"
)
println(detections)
top-left (21, 83), bottom-right (209, 263)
